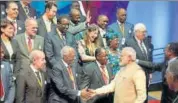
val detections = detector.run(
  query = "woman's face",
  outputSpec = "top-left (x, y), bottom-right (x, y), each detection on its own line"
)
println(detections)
top-left (88, 30), bottom-right (98, 42)
top-left (1, 24), bottom-right (15, 38)
top-left (110, 38), bottom-right (119, 49)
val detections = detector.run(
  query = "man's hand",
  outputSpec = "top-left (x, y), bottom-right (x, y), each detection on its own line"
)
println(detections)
top-left (86, 10), bottom-right (91, 24)
top-left (81, 88), bottom-right (96, 101)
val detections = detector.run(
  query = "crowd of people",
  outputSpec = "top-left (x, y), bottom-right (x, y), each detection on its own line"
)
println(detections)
top-left (0, 1), bottom-right (178, 103)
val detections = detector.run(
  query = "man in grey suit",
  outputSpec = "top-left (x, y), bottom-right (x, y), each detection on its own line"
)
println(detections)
top-left (165, 59), bottom-right (178, 103)
top-left (80, 48), bottom-right (113, 103)
top-left (15, 18), bottom-right (44, 73)
top-left (68, 8), bottom-right (91, 37)
top-left (109, 8), bottom-right (133, 49)
top-left (37, 2), bottom-right (57, 37)
top-left (48, 46), bottom-right (93, 103)
top-left (124, 23), bottom-right (151, 103)
top-left (17, 0), bottom-right (37, 22)
top-left (44, 16), bottom-right (77, 69)
top-left (16, 50), bottom-right (46, 103)
top-left (5, 1), bottom-right (25, 35)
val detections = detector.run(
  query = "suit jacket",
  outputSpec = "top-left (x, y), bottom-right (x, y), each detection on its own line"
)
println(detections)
top-left (37, 17), bottom-right (56, 37)
top-left (48, 60), bottom-right (80, 103)
top-left (15, 66), bottom-right (46, 103)
top-left (67, 21), bottom-right (87, 35)
top-left (80, 61), bottom-right (113, 103)
top-left (0, 61), bottom-right (15, 103)
top-left (124, 36), bottom-right (152, 73)
top-left (95, 62), bottom-right (146, 103)
top-left (4, 18), bottom-right (25, 35)
top-left (17, 2), bottom-right (37, 22)
top-left (109, 21), bottom-right (133, 48)
top-left (137, 58), bottom-right (178, 103)
top-left (44, 29), bottom-right (77, 68)
top-left (1, 38), bottom-right (21, 76)
top-left (14, 33), bottom-right (44, 72)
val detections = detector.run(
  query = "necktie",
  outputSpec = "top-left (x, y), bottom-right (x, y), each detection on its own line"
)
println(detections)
top-left (140, 41), bottom-right (148, 59)
top-left (100, 65), bottom-right (109, 84)
top-left (12, 20), bottom-right (17, 35)
top-left (28, 37), bottom-right (32, 52)
top-left (120, 23), bottom-right (125, 36)
top-left (35, 71), bottom-right (42, 87)
top-left (67, 66), bottom-right (76, 89)
top-left (24, 6), bottom-right (30, 17)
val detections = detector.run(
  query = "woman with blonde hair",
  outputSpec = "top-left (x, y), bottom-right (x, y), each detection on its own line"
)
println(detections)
top-left (77, 24), bottom-right (100, 64)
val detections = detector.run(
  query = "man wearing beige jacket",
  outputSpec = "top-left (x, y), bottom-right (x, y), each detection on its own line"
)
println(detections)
top-left (92, 47), bottom-right (147, 103)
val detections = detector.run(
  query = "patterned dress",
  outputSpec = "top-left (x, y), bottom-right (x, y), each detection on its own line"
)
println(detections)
top-left (106, 48), bottom-right (121, 75)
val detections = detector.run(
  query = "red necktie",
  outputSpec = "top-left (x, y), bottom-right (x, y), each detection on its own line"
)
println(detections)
top-left (100, 65), bottom-right (109, 84)
top-left (28, 37), bottom-right (32, 52)
top-left (0, 76), bottom-right (5, 100)
top-left (67, 66), bottom-right (76, 89)
top-left (12, 21), bottom-right (17, 35)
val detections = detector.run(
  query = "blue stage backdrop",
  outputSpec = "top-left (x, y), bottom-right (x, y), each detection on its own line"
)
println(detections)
top-left (31, 1), bottom-right (178, 52)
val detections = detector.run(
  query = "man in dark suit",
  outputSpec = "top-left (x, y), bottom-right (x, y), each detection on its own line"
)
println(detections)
top-left (37, 2), bottom-right (57, 37)
top-left (124, 23), bottom-right (151, 102)
top-left (17, 0), bottom-right (37, 22)
top-left (165, 59), bottom-right (178, 103)
top-left (137, 42), bottom-right (178, 103)
top-left (48, 46), bottom-right (93, 103)
top-left (44, 15), bottom-right (77, 69)
top-left (15, 50), bottom-right (46, 103)
top-left (15, 18), bottom-right (44, 73)
top-left (5, 1), bottom-right (25, 35)
top-left (109, 8), bottom-right (133, 49)
top-left (97, 15), bottom-right (109, 48)
top-left (80, 48), bottom-right (113, 103)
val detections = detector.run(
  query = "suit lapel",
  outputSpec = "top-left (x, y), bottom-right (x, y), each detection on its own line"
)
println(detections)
top-left (94, 62), bottom-right (105, 85)
top-left (41, 18), bottom-right (48, 33)
top-left (71, 64), bottom-right (78, 89)
top-left (106, 64), bottom-right (113, 82)
top-left (1, 41), bottom-right (10, 58)
top-left (21, 34), bottom-right (29, 56)
top-left (33, 36), bottom-right (38, 50)
top-left (28, 67), bottom-right (41, 89)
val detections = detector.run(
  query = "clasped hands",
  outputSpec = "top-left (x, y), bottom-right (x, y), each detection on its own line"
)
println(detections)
top-left (80, 88), bottom-right (97, 101)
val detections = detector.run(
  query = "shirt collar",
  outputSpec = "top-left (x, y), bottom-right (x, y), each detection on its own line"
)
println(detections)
top-left (168, 57), bottom-right (177, 64)
top-left (30, 64), bottom-right (39, 73)
top-left (135, 36), bottom-right (142, 44)
top-left (117, 20), bottom-right (124, 25)
top-left (43, 14), bottom-right (51, 22)
top-left (96, 60), bottom-right (105, 68)
top-left (62, 59), bottom-right (68, 68)
top-left (7, 16), bottom-right (16, 23)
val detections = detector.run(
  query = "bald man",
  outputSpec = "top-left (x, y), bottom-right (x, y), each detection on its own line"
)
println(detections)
top-left (109, 8), bottom-right (133, 49)
top-left (15, 18), bottom-right (44, 73)
top-left (16, 50), bottom-right (46, 103)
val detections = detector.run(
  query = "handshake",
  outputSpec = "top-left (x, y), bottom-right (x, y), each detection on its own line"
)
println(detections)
top-left (80, 88), bottom-right (97, 101)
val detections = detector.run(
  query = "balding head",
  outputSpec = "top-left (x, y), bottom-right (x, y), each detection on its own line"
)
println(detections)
top-left (6, 1), bottom-right (18, 20)
top-left (29, 50), bottom-right (46, 70)
top-left (97, 15), bottom-right (109, 29)
top-left (25, 18), bottom-right (38, 36)
top-left (116, 8), bottom-right (126, 23)
top-left (70, 8), bottom-right (80, 24)
top-left (61, 46), bottom-right (76, 65)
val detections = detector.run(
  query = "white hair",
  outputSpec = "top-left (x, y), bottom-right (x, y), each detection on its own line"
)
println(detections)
top-left (122, 47), bottom-right (136, 61)
top-left (167, 60), bottom-right (178, 77)
top-left (25, 18), bottom-right (37, 27)
top-left (134, 23), bottom-right (147, 33)
top-left (60, 46), bottom-right (75, 59)
top-left (29, 50), bottom-right (44, 63)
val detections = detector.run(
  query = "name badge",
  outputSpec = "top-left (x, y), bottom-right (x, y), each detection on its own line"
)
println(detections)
top-left (121, 38), bottom-right (126, 45)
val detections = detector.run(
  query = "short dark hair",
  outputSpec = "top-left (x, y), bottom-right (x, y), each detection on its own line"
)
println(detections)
top-left (45, 2), bottom-right (57, 11)
top-left (95, 48), bottom-right (105, 58)
top-left (0, 19), bottom-right (14, 35)
top-left (57, 15), bottom-right (69, 24)
top-left (167, 42), bottom-right (178, 56)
